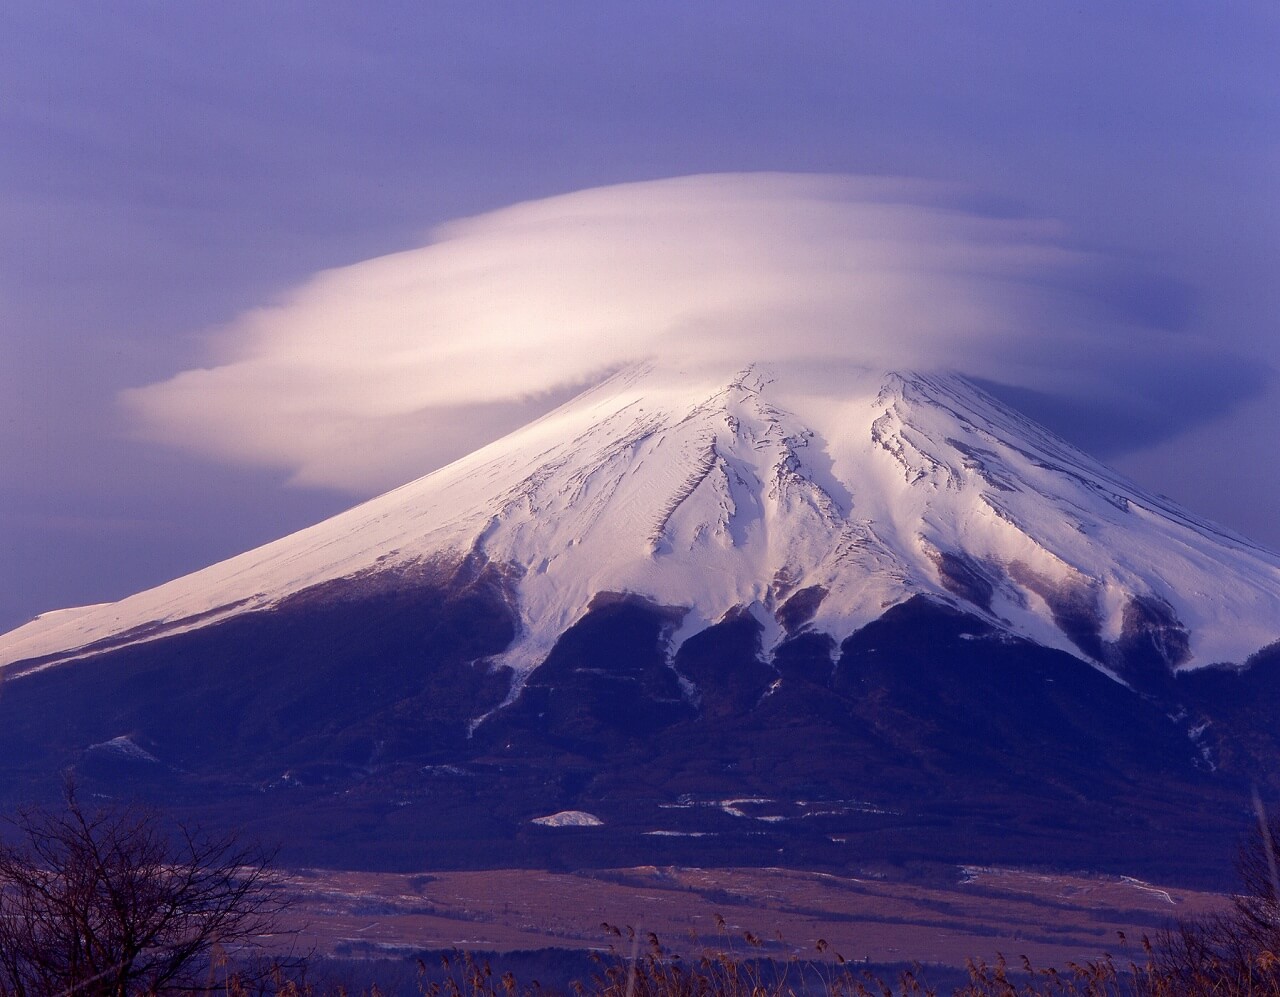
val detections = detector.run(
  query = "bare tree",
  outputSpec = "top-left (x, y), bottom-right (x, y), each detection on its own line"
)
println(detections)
top-left (0, 786), bottom-right (291, 996)
top-left (1145, 806), bottom-right (1280, 996)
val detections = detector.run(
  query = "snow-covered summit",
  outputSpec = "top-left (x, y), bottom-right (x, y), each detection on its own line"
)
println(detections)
top-left (2, 360), bottom-right (1278, 678)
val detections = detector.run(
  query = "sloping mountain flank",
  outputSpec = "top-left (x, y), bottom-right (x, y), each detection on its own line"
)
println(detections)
top-left (2, 361), bottom-right (1279, 879)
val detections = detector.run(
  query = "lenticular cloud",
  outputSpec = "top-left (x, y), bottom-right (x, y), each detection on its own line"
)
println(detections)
top-left (121, 173), bottom-right (1217, 492)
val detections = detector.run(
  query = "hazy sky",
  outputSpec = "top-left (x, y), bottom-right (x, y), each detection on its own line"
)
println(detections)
top-left (1, 3), bottom-right (1277, 632)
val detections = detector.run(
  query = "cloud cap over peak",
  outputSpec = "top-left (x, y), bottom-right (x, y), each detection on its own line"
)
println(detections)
top-left (122, 173), bottom-right (1260, 491)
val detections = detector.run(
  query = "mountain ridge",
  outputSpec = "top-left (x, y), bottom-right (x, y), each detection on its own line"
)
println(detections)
top-left (3, 360), bottom-right (1278, 690)
top-left (3, 360), bottom-right (1280, 876)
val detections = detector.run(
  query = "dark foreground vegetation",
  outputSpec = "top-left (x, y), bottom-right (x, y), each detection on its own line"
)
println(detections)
top-left (5, 793), bottom-right (1280, 995)
top-left (0, 788), bottom-right (291, 996)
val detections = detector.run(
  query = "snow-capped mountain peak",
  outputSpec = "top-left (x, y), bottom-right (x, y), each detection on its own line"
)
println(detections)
top-left (2, 360), bottom-right (1278, 682)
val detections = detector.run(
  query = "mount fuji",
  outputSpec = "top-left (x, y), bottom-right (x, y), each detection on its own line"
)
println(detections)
top-left (2, 360), bottom-right (1279, 878)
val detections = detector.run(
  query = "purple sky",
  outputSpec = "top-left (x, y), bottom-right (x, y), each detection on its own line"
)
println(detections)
top-left (2, 3), bottom-right (1277, 632)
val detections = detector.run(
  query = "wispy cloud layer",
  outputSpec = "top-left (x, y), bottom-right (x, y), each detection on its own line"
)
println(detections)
top-left (122, 174), bottom-right (1261, 491)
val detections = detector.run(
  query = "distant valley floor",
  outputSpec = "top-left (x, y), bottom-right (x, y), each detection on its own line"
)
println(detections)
top-left (278, 864), bottom-right (1229, 973)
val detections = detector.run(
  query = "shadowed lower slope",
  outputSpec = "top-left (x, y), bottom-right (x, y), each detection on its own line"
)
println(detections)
top-left (0, 574), bottom-right (1273, 885)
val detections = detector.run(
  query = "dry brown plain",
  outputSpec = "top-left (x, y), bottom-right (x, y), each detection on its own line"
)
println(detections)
top-left (276, 864), bottom-right (1230, 971)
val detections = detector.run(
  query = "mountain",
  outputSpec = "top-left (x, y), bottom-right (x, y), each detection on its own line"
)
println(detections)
top-left (6, 362), bottom-right (1277, 679)
top-left (1, 361), bottom-right (1279, 880)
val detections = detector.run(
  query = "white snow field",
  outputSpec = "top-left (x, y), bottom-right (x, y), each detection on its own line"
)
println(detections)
top-left (2, 360), bottom-right (1278, 678)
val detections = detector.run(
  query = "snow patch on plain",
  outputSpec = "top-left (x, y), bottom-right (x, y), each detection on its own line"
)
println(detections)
top-left (88, 736), bottom-right (160, 764)
top-left (530, 810), bottom-right (604, 828)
